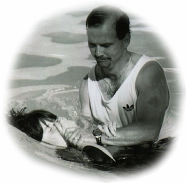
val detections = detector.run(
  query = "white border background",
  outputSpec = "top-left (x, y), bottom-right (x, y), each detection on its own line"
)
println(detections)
top-left (1, 0), bottom-right (186, 182)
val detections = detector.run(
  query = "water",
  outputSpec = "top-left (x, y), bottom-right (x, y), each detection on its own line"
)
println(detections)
top-left (8, 119), bottom-right (174, 175)
top-left (56, 137), bottom-right (175, 174)
top-left (7, 86), bottom-right (178, 175)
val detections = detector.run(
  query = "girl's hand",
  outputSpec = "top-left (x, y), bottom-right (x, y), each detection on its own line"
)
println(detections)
top-left (54, 117), bottom-right (78, 137)
top-left (64, 128), bottom-right (96, 148)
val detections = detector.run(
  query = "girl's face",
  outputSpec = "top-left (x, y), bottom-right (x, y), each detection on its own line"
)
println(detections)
top-left (40, 117), bottom-right (78, 147)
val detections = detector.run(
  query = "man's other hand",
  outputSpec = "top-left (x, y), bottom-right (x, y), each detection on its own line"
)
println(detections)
top-left (97, 121), bottom-right (116, 137)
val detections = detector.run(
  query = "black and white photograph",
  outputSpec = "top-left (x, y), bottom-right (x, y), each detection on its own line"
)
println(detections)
top-left (1, 0), bottom-right (186, 182)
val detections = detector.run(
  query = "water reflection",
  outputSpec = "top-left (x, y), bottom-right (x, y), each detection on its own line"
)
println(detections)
top-left (56, 137), bottom-right (175, 174)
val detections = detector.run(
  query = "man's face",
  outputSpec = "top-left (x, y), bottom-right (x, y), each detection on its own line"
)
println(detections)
top-left (87, 19), bottom-right (127, 70)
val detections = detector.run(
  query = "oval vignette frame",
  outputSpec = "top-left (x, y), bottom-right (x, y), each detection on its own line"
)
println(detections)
top-left (0, 1), bottom-right (185, 183)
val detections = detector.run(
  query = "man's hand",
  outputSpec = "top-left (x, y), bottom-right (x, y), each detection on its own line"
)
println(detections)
top-left (64, 128), bottom-right (96, 148)
top-left (97, 121), bottom-right (116, 137)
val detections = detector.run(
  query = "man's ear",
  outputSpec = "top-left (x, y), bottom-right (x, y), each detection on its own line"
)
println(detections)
top-left (123, 33), bottom-right (131, 48)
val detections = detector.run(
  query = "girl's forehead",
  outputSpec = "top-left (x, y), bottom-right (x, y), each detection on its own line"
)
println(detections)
top-left (40, 120), bottom-right (52, 128)
top-left (40, 121), bottom-right (45, 130)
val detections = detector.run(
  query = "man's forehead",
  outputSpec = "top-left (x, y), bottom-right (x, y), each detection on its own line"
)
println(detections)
top-left (87, 19), bottom-right (116, 33)
top-left (87, 22), bottom-right (117, 41)
top-left (87, 16), bottom-right (115, 30)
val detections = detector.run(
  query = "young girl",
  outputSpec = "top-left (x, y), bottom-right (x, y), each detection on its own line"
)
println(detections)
top-left (8, 108), bottom-right (78, 147)
top-left (8, 108), bottom-right (116, 163)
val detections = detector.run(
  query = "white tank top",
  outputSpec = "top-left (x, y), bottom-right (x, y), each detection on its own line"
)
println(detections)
top-left (88, 55), bottom-right (172, 140)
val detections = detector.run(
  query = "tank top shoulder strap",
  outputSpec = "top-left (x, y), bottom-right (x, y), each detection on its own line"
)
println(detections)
top-left (129, 55), bottom-right (155, 82)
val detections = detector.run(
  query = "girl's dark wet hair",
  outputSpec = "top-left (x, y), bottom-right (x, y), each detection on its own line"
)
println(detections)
top-left (8, 108), bottom-right (57, 141)
top-left (86, 5), bottom-right (131, 40)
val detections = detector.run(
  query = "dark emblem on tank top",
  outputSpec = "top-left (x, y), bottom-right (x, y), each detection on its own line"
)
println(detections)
top-left (123, 104), bottom-right (134, 111)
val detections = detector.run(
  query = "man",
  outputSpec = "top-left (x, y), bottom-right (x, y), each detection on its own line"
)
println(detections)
top-left (64, 5), bottom-right (170, 148)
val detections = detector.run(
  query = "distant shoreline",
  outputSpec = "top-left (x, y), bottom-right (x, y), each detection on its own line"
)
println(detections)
top-left (8, 84), bottom-right (78, 100)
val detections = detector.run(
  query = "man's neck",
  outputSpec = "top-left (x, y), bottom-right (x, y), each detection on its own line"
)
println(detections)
top-left (101, 51), bottom-right (131, 80)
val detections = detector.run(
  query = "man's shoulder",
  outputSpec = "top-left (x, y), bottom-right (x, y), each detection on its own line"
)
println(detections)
top-left (80, 65), bottom-right (96, 90)
top-left (80, 75), bottom-right (88, 89)
top-left (136, 60), bottom-right (166, 89)
top-left (140, 60), bottom-right (164, 76)
top-left (80, 74), bottom-right (89, 92)
top-left (83, 74), bottom-right (89, 80)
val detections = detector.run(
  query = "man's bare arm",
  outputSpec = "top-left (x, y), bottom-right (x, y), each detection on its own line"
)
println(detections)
top-left (66, 62), bottom-right (169, 147)
top-left (101, 62), bottom-right (169, 146)
top-left (77, 75), bottom-right (99, 130)
top-left (77, 75), bottom-right (91, 128)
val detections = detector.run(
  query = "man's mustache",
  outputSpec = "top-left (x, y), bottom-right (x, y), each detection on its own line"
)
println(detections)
top-left (95, 56), bottom-right (111, 61)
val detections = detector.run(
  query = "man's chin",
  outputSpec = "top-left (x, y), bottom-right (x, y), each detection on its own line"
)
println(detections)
top-left (97, 61), bottom-right (110, 68)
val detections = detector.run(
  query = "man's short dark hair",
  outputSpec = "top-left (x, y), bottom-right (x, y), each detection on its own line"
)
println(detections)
top-left (86, 6), bottom-right (131, 40)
